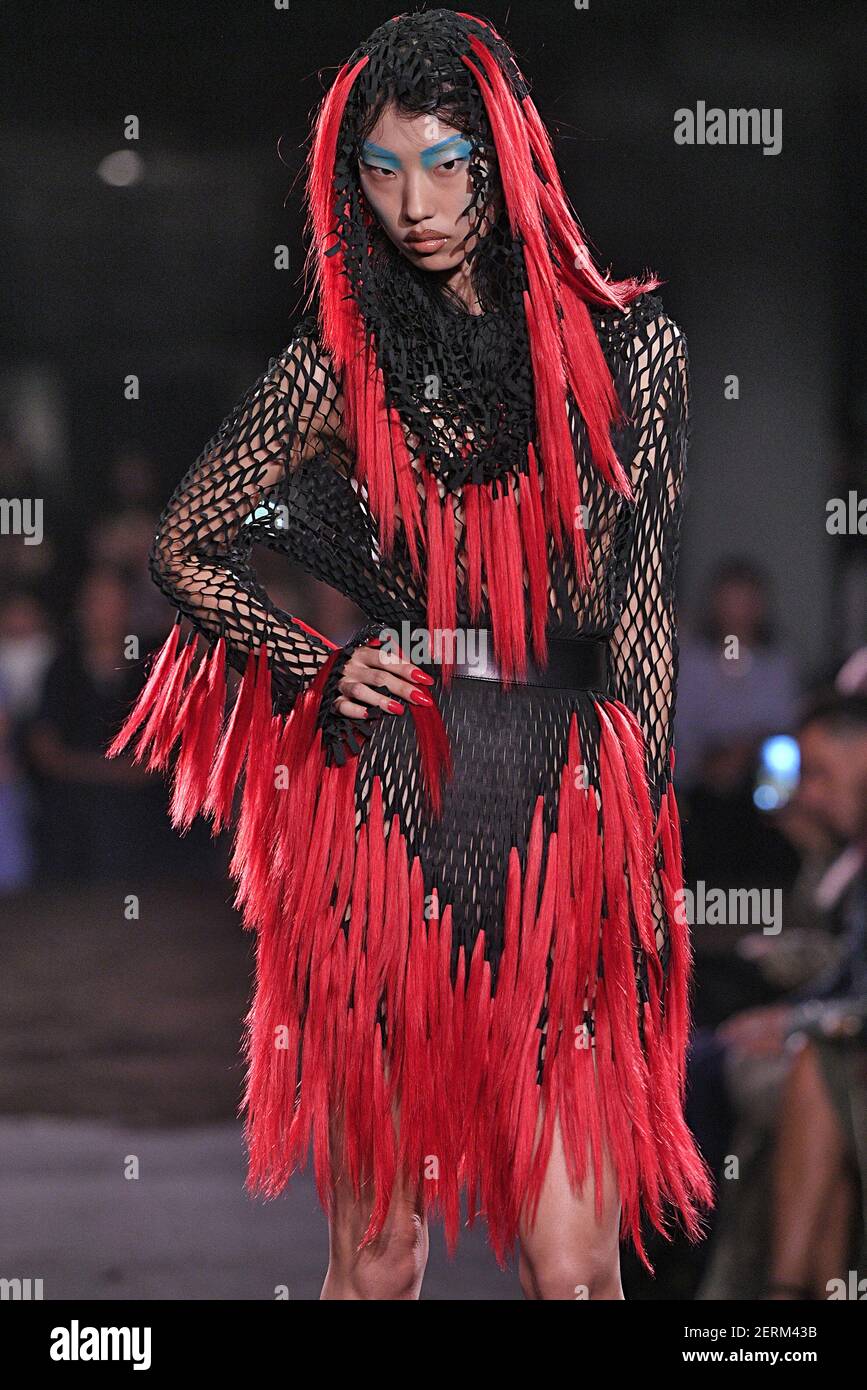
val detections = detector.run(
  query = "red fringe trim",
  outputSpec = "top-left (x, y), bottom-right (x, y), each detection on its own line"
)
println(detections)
top-left (104, 618), bottom-right (453, 875)
top-left (107, 631), bottom-right (713, 1274)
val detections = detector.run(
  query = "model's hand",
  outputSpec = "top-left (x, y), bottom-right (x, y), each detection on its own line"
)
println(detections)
top-left (333, 641), bottom-right (434, 720)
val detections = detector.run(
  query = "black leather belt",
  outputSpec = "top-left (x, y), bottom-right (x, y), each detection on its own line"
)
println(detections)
top-left (451, 632), bottom-right (609, 693)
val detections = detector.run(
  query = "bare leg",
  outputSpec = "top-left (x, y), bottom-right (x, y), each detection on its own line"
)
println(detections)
top-left (517, 1106), bottom-right (624, 1300)
top-left (767, 1039), bottom-right (848, 1298)
top-left (810, 1163), bottom-right (856, 1296)
top-left (320, 1094), bottom-right (429, 1300)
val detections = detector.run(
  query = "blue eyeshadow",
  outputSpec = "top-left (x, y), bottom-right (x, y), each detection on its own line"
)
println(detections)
top-left (360, 136), bottom-right (473, 171)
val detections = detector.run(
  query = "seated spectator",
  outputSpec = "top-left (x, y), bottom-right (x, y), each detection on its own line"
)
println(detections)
top-left (695, 692), bottom-right (867, 1299)
top-left (676, 558), bottom-right (802, 891)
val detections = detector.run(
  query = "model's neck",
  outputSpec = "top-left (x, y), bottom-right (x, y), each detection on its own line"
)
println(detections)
top-left (439, 260), bottom-right (484, 315)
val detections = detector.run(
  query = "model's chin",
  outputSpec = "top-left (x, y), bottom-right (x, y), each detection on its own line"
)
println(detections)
top-left (401, 243), bottom-right (455, 268)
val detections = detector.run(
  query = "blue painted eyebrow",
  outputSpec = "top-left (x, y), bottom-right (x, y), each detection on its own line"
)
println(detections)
top-left (420, 136), bottom-right (473, 168)
top-left (361, 141), bottom-right (402, 167)
top-left (360, 136), bottom-right (472, 170)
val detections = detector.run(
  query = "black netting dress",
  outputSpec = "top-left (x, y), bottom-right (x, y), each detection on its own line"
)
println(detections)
top-left (107, 288), bottom-right (714, 1271)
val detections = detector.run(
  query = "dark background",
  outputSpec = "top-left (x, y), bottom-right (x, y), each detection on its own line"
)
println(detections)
top-left (0, 0), bottom-right (864, 1301)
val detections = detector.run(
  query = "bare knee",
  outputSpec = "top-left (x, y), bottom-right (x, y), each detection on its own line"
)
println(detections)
top-left (327, 1202), bottom-right (428, 1301)
top-left (519, 1236), bottom-right (622, 1301)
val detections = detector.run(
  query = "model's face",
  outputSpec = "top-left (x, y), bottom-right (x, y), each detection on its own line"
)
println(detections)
top-left (357, 102), bottom-right (493, 274)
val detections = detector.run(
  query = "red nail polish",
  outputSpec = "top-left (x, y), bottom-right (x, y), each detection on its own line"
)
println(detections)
top-left (368, 637), bottom-right (382, 647)
top-left (409, 689), bottom-right (433, 706)
top-left (386, 699), bottom-right (404, 714)
top-left (410, 667), bottom-right (434, 685)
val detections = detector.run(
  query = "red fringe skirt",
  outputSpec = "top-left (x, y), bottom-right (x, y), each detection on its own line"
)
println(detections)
top-left (107, 620), bottom-right (715, 1273)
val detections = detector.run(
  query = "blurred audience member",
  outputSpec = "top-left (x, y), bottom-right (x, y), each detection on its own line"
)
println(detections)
top-left (88, 509), bottom-right (166, 646)
top-left (105, 445), bottom-right (162, 514)
top-left (0, 417), bottom-right (41, 496)
top-left (0, 668), bottom-right (34, 891)
top-left (88, 445), bottom-right (166, 645)
top-left (0, 587), bottom-right (57, 723)
top-left (25, 565), bottom-right (211, 881)
top-left (834, 644), bottom-right (867, 696)
top-left (676, 557), bottom-right (801, 890)
top-left (695, 691), bottom-right (867, 1299)
top-left (0, 422), bottom-right (60, 592)
top-left (677, 557), bottom-right (800, 793)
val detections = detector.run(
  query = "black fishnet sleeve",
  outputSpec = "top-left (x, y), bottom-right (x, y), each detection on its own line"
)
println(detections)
top-left (607, 312), bottom-right (689, 963)
top-left (148, 325), bottom-right (347, 714)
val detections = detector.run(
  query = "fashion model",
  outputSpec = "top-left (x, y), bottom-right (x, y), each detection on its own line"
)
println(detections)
top-left (107, 9), bottom-right (715, 1300)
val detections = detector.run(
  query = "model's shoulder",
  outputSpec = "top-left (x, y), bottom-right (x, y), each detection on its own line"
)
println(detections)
top-left (589, 289), bottom-right (682, 342)
top-left (590, 291), bottom-right (687, 391)
top-left (263, 314), bottom-right (341, 395)
top-left (286, 310), bottom-right (324, 348)
top-left (275, 312), bottom-right (329, 363)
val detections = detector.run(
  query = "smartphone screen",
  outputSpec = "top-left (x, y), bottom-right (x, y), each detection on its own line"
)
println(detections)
top-left (754, 733), bottom-right (800, 811)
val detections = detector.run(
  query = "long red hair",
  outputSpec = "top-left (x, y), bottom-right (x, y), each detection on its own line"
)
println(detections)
top-left (301, 12), bottom-right (662, 680)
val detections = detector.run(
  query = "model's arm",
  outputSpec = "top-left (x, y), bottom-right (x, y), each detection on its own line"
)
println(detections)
top-left (110, 323), bottom-right (440, 787)
top-left (148, 327), bottom-right (346, 712)
top-left (606, 310), bottom-right (689, 964)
